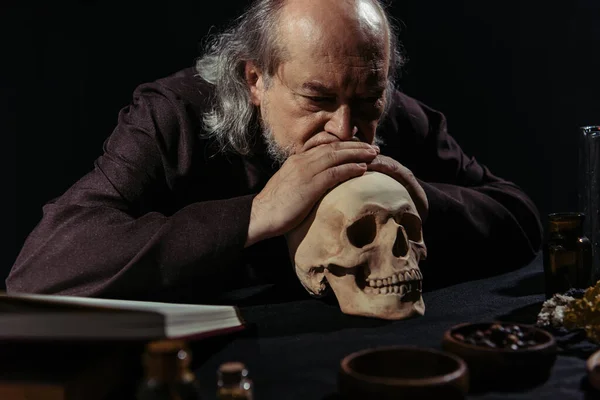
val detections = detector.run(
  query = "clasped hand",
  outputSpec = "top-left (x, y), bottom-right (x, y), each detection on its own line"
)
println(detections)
top-left (246, 137), bottom-right (428, 247)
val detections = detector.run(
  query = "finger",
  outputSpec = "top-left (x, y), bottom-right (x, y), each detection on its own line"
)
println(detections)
top-left (367, 158), bottom-right (429, 220)
top-left (301, 133), bottom-right (341, 152)
top-left (303, 141), bottom-right (379, 163)
top-left (302, 132), bottom-right (378, 153)
top-left (307, 147), bottom-right (378, 173)
top-left (367, 156), bottom-right (414, 182)
top-left (294, 141), bottom-right (377, 172)
top-left (368, 157), bottom-right (427, 206)
top-left (312, 162), bottom-right (368, 191)
top-left (326, 140), bottom-right (379, 151)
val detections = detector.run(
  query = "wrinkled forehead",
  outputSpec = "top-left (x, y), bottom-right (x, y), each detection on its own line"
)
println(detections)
top-left (278, 0), bottom-right (390, 64)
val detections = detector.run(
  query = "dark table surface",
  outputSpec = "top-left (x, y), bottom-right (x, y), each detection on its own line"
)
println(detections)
top-left (189, 253), bottom-right (600, 399)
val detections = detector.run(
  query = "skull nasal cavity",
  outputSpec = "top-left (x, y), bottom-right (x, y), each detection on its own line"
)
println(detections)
top-left (347, 215), bottom-right (377, 248)
top-left (393, 227), bottom-right (409, 257)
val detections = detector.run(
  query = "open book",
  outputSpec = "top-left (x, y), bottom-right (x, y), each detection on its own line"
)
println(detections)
top-left (0, 292), bottom-right (244, 340)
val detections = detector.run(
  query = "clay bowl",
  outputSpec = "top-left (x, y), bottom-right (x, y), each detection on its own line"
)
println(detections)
top-left (586, 348), bottom-right (600, 391)
top-left (442, 322), bottom-right (557, 392)
top-left (338, 346), bottom-right (469, 400)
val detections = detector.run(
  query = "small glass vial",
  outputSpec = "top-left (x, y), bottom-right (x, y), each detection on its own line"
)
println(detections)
top-left (216, 362), bottom-right (253, 400)
top-left (543, 212), bottom-right (593, 298)
top-left (136, 339), bottom-right (203, 400)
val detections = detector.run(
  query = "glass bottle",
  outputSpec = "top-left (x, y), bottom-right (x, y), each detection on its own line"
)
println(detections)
top-left (543, 212), bottom-right (593, 298)
top-left (136, 339), bottom-right (203, 400)
top-left (216, 362), bottom-right (253, 400)
top-left (579, 125), bottom-right (600, 281)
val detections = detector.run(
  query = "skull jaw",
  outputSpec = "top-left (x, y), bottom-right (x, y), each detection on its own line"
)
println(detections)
top-left (338, 292), bottom-right (425, 320)
top-left (326, 272), bottom-right (426, 320)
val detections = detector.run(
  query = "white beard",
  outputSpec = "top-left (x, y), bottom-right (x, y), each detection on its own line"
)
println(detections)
top-left (262, 126), bottom-right (295, 166)
top-left (261, 126), bottom-right (385, 167)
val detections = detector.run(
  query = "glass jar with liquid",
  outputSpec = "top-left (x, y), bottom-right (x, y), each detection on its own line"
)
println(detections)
top-left (136, 340), bottom-right (203, 400)
top-left (216, 362), bottom-right (253, 400)
top-left (543, 212), bottom-right (593, 298)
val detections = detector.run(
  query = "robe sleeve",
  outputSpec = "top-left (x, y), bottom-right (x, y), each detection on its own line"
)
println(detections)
top-left (383, 91), bottom-right (544, 288)
top-left (7, 81), bottom-right (254, 300)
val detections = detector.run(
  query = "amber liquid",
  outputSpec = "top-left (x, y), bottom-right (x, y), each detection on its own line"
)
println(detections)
top-left (137, 340), bottom-right (203, 400)
top-left (543, 213), bottom-right (593, 298)
top-left (137, 382), bottom-right (203, 400)
top-left (217, 388), bottom-right (252, 400)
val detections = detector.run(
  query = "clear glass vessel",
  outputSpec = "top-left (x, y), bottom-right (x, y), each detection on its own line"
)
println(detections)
top-left (579, 125), bottom-right (600, 281)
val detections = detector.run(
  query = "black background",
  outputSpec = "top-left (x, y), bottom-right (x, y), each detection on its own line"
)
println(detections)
top-left (3, 1), bottom-right (600, 288)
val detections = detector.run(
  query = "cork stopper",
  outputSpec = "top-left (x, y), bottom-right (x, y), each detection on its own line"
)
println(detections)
top-left (142, 340), bottom-right (194, 383)
top-left (548, 212), bottom-right (585, 233)
top-left (217, 361), bottom-right (248, 386)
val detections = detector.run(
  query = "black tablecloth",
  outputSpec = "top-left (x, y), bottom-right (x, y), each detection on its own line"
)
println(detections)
top-left (191, 254), bottom-right (600, 399)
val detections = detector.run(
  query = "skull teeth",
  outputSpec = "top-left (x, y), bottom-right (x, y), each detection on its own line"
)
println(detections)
top-left (364, 281), bottom-right (422, 296)
top-left (366, 269), bottom-right (422, 286)
top-left (364, 269), bottom-right (422, 296)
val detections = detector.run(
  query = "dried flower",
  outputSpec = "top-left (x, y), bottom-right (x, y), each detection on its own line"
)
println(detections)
top-left (564, 281), bottom-right (600, 343)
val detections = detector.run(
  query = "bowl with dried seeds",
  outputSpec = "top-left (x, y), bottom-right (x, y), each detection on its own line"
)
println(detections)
top-left (442, 321), bottom-right (556, 392)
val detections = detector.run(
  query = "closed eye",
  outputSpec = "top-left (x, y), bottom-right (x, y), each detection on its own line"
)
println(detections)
top-left (355, 96), bottom-right (384, 108)
top-left (306, 96), bottom-right (335, 103)
top-left (361, 97), bottom-right (381, 103)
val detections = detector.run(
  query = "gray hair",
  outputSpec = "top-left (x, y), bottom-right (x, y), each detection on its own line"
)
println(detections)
top-left (195, 0), bottom-right (406, 156)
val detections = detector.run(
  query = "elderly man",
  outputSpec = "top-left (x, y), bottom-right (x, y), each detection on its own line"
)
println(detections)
top-left (7, 0), bottom-right (543, 302)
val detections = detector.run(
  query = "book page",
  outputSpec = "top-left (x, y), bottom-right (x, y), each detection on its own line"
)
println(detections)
top-left (0, 293), bottom-right (244, 340)
top-left (0, 292), bottom-right (238, 318)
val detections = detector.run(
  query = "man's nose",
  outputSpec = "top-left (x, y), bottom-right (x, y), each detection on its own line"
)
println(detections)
top-left (324, 104), bottom-right (356, 141)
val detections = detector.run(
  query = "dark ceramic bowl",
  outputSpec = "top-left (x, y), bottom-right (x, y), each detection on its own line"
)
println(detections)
top-left (586, 348), bottom-right (600, 391)
top-left (338, 346), bottom-right (469, 400)
top-left (442, 322), bottom-right (557, 392)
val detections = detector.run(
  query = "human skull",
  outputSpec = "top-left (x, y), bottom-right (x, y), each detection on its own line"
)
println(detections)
top-left (286, 171), bottom-right (426, 320)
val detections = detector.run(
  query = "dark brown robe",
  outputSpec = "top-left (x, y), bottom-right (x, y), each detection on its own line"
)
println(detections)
top-left (6, 67), bottom-right (543, 303)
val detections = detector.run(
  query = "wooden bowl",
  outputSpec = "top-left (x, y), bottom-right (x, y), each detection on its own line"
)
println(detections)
top-left (442, 322), bottom-right (557, 392)
top-left (338, 346), bottom-right (469, 400)
top-left (586, 348), bottom-right (600, 391)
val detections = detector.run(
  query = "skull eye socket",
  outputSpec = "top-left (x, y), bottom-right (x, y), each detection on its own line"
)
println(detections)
top-left (395, 213), bottom-right (422, 242)
top-left (393, 227), bottom-right (409, 257)
top-left (346, 214), bottom-right (377, 248)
